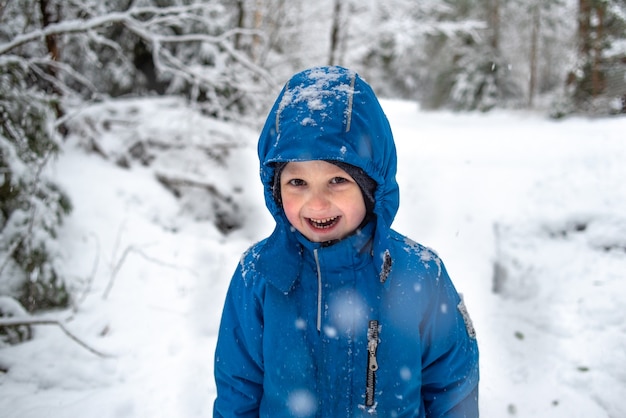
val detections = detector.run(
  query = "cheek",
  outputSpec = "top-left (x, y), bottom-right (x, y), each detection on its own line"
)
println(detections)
top-left (348, 203), bottom-right (367, 226)
top-left (281, 197), bottom-right (301, 225)
top-left (339, 191), bottom-right (366, 220)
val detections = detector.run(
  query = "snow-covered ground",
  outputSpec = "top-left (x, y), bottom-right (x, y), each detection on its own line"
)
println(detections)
top-left (0, 97), bottom-right (624, 417)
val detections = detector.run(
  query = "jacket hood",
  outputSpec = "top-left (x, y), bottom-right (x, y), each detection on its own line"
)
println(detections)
top-left (256, 66), bottom-right (400, 291)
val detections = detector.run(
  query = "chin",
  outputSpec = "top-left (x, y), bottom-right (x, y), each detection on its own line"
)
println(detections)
top-left (307, 231), bottom-right (346, 243)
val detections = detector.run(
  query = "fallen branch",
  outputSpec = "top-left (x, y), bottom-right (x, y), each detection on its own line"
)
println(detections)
top-left (102, 243), bottom-right (200, 299)
top-left (72, 232), bottom-right (101, 312)
top-left (102, 244), bottom-right (134, 300)
top-left (0, 317), bottom-right (111, 358)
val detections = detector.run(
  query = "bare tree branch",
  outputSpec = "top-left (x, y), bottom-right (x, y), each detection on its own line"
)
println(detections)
top-left (0, 317), bottom-right (111, 357)
top-left (0, 4), bottom-right (276, 98)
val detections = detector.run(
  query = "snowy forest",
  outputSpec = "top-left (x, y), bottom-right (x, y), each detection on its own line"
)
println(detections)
top-left (1, 1), bottom-right (626, 417)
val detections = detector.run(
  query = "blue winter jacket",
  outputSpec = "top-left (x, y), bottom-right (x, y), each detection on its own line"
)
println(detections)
top-left (214, 66), bottom-right (479, 417)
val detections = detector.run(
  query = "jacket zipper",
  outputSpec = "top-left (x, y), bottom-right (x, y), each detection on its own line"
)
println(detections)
top-left (314, 249), bottom-right (322, 332)
top-left (365, 319), bottom-right (380, 407)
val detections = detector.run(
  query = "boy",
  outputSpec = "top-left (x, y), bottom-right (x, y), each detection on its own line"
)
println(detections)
top-left (213, 66), bottom-right (479, 417)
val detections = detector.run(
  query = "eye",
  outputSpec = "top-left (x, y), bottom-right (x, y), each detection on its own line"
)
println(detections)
top-left (330, 176), bottom-right (349, 185)
top-left (287, 178), bottom-right (306, 187)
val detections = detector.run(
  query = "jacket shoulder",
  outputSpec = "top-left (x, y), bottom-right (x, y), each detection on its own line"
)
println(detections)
top-left (237, 238), bottom-right (271, 287)
top-left (387, 229), bottom-right (444, 276)
top-left (237, 234), bottom-right (302, 294)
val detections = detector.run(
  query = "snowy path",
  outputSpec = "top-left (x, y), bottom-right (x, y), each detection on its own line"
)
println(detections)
top-left (386, 101), bottom-right (626, 417)
top-left (0, 98), bottom-right (625, 417)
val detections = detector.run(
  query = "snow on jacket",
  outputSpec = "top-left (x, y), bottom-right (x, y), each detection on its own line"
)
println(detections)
top-left (213, 66), bottom-right (479, 417)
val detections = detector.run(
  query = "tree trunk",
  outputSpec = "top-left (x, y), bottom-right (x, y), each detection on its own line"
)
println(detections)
top-left (38, 0), bottom-right (66, 132)
top-left (39, 0), bottom-right (60, 62)
top-left (489, 0), bottom-right (500, 52)
top-left (577, 0), bottom-right (606, 100)
top-left (328, 0), bottom-right (343, 66)
top-left (528, 3), bottom-right (540, 108)
top-left (234, 0), bottom-right (245, 51)
top-left (250, 0), bottom-right (265, 63)
top-left (591, 1), bottom-right (605, 97)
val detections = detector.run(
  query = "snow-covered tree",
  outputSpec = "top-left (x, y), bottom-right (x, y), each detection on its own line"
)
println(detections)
top-left (1, 0), bottom-right (276, 118)
top-left (435, 0), bottom-right (507, 111)
top-left (0, 0), bottom-right (277, 318)
top-left (0, 58), bottom-right (72, 315)
top-left (354, 1), bottom-right (484, 102)
top-left (523, 0), bottom-right (577, 108)
top-left (564, 0), bottom-right (626, 115)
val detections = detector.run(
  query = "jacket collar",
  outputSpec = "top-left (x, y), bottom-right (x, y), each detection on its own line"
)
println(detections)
top-left (256, 221), bottom-right (378, 294)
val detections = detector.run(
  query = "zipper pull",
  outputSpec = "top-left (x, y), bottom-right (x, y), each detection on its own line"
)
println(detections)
top-left (368, 337), bottom-right (379, 371)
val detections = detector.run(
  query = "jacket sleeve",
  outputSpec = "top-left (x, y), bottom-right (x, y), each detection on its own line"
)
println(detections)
top-left (420, 262), bottom-right (480, 418)
top-left (213, 260), bottom-right (265, 418)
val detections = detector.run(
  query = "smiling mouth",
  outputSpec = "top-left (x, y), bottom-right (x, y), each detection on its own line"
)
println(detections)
top-left (308, 216), bottom-right (340, 229)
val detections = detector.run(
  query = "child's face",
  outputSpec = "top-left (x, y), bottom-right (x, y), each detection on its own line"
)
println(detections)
top-left (280, 160), bottom-right (367, 242)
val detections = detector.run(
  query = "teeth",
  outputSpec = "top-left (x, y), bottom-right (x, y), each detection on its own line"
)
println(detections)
top-left (309, 216), bottom-right (339, 229)
top-left (312, 217), bottom-right (336, 223)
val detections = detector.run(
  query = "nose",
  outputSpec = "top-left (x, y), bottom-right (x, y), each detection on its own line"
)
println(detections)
top-left (306, 187), bottom-right (331, 211)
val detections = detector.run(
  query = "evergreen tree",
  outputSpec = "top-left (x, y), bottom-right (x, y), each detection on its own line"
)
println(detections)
top-left (357, 1), bottom-right (484, 101)
top-left (564, 0), bottom-right (626, 115)
top-left (0, 59), bottom-right (72, 315)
